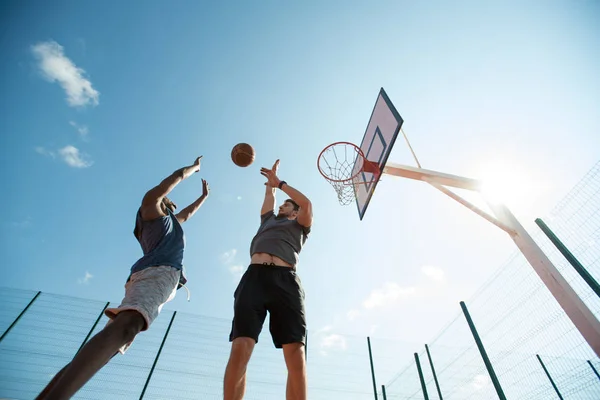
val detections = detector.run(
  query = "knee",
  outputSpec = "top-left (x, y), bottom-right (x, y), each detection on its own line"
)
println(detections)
top-left (111, 312), bottom-right (145, 343)
top-left (283, 344), bottom-right (306, 373)
top-left (229, 337), bottom-right (255, 366)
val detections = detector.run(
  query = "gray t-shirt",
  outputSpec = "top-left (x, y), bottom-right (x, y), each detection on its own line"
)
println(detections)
top-left (249, 210), bottom-right (311, 267)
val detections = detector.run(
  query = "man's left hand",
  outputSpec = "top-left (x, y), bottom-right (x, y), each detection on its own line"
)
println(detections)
top-left (260, 159), bottom-right (281, 188)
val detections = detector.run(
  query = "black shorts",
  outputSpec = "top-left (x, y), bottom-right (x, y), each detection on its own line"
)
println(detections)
top-left (229, 264), bottom-right (306, 348)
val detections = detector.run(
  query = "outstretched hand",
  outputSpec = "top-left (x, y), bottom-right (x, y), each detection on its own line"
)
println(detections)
top-left (202, 179), bottom-right (210, 197)
top-left (261, 159), bottom-right (281, 187)
top-left (192, 156), bottom-right (203, 173)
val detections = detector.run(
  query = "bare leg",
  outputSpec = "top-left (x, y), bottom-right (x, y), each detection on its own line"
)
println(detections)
top-left (36, 310), bottom-right (145, 400)
top-left (223, 337), bottom-right (255, 400)
top-left (35, 364), bottom-right (69, 399)
top-left (283, 343), bottom-right (306, 400)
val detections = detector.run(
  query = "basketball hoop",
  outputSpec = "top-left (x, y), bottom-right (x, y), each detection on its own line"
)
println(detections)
top-left (317, 142), bottom-right (380, 205)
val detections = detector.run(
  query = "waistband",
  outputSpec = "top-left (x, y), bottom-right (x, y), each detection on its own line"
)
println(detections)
top-left (248, 263), bottom-right (296, 272)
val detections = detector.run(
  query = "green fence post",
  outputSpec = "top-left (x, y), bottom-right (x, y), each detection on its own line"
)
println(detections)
top-left (139, 311), bottom-right (177, 399)
top-left (535, 218), bottom-right (600, 298)
top-left (75, 301), bottom-right (110, 356)
top-left (536, 354), bottom-right (563, 399)
top-left (460, 301), bottom-right (506, 400)
top-left (367, 336), bottom-right (378, 400)
top-left (415, 353), bottom-right (429, 400)
top-left (0, 291), bottom-right (41, 343)
top-left (381, 384), bottom-right (387, 400)
top-left (587, 360), bottom-right (600, 382)
top-left (305, 330), bottom-right (308, 362)
top-left (425, 344), bottom-right (443, 399)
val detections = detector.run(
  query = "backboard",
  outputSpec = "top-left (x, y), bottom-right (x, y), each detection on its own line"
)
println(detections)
top-left (354, 88), bottom-right (403, 220)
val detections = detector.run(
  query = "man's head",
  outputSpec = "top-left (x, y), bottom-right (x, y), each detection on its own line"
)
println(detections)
top-left (277, 199), bottom-right (300, 219)
top-left (161, 197), bottom-right (177, 214)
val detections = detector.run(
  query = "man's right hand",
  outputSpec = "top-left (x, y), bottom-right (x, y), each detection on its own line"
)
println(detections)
top-left (202, 179), bottom-right (210, 198)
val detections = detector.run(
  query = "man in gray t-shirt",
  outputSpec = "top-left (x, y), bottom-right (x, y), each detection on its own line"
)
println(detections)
top-left (224, 159), bottom-right (313, 400)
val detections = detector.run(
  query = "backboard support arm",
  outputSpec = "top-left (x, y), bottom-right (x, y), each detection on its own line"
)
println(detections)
top-left (381, 162), bottom-right (600, 357)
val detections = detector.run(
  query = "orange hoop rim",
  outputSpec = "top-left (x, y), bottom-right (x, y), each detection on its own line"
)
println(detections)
top-left (317, 141), bottom-right (380, 184)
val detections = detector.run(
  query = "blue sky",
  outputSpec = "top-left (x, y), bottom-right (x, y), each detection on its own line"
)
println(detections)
top-left (1, 0), bottom-right (599, 359)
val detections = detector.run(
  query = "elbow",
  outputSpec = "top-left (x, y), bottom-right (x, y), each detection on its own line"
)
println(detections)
top-left (174, 169), bottom-right (185, 181)
top-left (299, 199), bottom-right (312, 210)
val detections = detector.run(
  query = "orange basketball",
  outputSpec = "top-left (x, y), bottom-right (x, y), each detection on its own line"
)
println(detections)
top-left (231, 143), bottom-right (255, 167)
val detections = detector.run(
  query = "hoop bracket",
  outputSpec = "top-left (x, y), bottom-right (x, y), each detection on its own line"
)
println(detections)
top-left (362, 160), bottom-right (380, 175)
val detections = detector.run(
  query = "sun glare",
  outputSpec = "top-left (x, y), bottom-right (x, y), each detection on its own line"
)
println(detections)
top-left (478, 161), bottom-right (536, 211)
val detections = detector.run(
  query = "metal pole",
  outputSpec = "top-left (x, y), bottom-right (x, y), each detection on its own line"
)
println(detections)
top-left (425, 344), bottom-right (443, 399)
top-left (587, 360), bottom-right (600, 382)
top-left (305, 330), bottom-right (308, 362)
top-left (0, 291), bottom-right (41, 343)
top-left (75, 302), bottom-right (110, 356)
top-left (381, 385), bottom-right (387, 400)
top-left (460, 301), bottom-right (506, 400)
top-left (414, 353), bottom-right (429, 400)
top-left (367, 336), bottom-right (378, 400)
top-left (536, 354), bottom-right (563, 399)
top-left (535, 218), bottom-right (600, 298)
top-left (139, 311), bottom-right (177, 399)
top-left (379, 162), bottom-right (600, 356)
top-left (487, 202), bottom-right (600, 357)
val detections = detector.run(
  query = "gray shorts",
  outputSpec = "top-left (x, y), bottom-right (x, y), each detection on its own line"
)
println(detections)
top-left (105, 265), bottom-right (180, 353)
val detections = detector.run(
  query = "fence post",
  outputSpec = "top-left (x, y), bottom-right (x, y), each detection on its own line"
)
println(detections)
top-left (587, 360), bottom-right (600, 382)
top-left (381, 384), bottom-right (387, 400)
top-left (536, 354), bottom-right (563, 399)
top-left (460, 301), bottom-right (506, 400)
top-left (139, 311), bottom-right (177, 399)
top-left (0, 291), bottom-right (41, 343)
top-left (305, 330), bottom-right (308, 362)
top-left (367, 336), bottom-right (378, 400)
top-left (75, 301), bottom-right (110, 356)
top-left (425, 344), bottom-right (443, 399)
top-left (415, 352), bottom-right (429, 400)
top-left (535, 218), bottom-right (600, 298)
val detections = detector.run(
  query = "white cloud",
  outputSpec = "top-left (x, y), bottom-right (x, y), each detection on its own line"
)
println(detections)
top-left (229, 265), bottom-right (244, 278)
top-left (77, 271), bottom-right (93, 285)
top-left (319, 333), bottom-right (347, 351)
top-left (35, 146), bottom-right (55, 158)
top-left (12, 216), bottom-right (32, 229)
top-left (362, 282), bottom-right (417, 309)
top-left (31, 40), bottom-right (99, 107)
top-left (58, 145), bottom-right (93, 168)
top-left (317, 325), bottom-right (333, 334)
top-left (69, 121), bottom-right (89, 139)
top-left (237, 196), bottom-right (242, 201)
top-left (421, 265), bottom-right (445, 282)
top-left (347, 309), bottom-right (361, 321)
top-left (220, 249), bottom-right (238, 264)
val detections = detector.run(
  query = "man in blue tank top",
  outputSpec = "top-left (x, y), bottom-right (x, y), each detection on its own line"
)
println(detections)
top-left (224, 159), bottom-right (313, 400)
top-left (37, 157), bottom-right (210, 400)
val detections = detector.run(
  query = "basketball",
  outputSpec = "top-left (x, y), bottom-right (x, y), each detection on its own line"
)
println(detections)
top-left (231, 143), bottom-right (255, 167)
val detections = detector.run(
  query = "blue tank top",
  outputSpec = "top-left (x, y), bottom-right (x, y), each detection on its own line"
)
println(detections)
top-left (130, 208), bottom-right (187, 285)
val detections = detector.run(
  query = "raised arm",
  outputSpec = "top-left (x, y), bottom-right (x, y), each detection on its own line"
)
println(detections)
top-left (278, 183), bottom-right (312, 227)
top-left (260, 160), bottom-right (279, 216)
top-left (141, 157), bottom-right (202, 220)
top-left (262, 185), bottom-right (276, 216)
top-left (176, 179), bottom-right (210, 223)
top-left (260, 159), bottom-right (313, 227)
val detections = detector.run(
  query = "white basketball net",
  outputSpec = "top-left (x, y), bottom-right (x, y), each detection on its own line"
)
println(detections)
top-left (317, 143), bottom-right (366, 205)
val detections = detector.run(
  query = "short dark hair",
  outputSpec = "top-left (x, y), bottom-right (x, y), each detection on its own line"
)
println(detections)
top-left (285, 199), bottom-right (300, 211)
